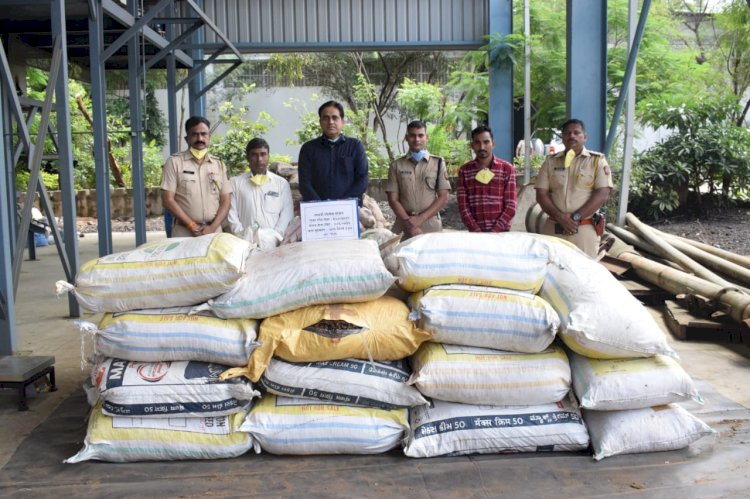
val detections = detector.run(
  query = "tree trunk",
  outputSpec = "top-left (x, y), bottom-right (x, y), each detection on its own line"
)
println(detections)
top-left (75, 95), bottom-right (126, 188)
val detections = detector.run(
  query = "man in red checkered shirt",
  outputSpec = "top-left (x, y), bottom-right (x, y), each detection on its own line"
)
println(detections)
top-left (456, 125), bottom-right (517, 232)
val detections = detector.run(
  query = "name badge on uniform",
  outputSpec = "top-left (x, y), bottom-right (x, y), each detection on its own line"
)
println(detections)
top-left (266, 191), bottom-right (279, 197)
top-left (183, 170), bottom-right (195, 175)
top-left (399, 170), bottom-right (413, 175)
top-left (554, 167), bottom-right (566, 171)
top-left (475, 168), bottom-right (495, 184)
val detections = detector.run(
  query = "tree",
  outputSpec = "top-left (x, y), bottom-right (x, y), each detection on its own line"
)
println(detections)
top-left (209, 100), bottom-right (276, 175)
top-left (395, 78), bottom-right (473, 171)
top-left (631, 95), bottom-right (750, 218)
top-left (714, 0), bottom-right (750, 126)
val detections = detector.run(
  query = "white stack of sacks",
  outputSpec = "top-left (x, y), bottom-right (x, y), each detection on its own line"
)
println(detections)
top-left (539, 240), bottom-right (714, 460)
top-left (60, 233), bottom-right (261, 462)
top-left (393, 232), bottom-right (713, 459)
top-left (202, 238), bottom-right (432, 455)
top-left (393, 232), bottom-right (590, 458)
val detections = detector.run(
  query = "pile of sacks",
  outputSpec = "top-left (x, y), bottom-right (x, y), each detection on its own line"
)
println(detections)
top-left (537, 244), bottom-right (712, 460)
top-left (396, 233), bottom-right (712, 459)
top-left (60, 234), bottom-right (261, 462)
top-left (60, 230), bottom-right (712, 462)
top-left (198, 235), bottom-right (427, 455)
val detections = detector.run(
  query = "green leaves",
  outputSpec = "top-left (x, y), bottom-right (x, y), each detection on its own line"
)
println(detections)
top-left (631, 95), bottom-right (750, 218)
top-left (209, 103), bottom-right (276, 175)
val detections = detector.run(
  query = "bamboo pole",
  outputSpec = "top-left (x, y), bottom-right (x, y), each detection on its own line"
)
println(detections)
top-left (609, 223), bottom-right (750, 289)
top-left (648, 229), bottom-right (750, 289)
top-left (662, 233), bottom-right (750, 271)
top-left (625, 213), bottom-right (733, 288)
top-left (606, 223), bottom-right (658, 254)
top-left (608, 237), bottom-right (750, 324)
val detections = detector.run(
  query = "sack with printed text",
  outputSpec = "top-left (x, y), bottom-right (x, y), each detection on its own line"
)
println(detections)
top-left (404, 396), bottom-right (589, 458)
top-left (260, 357), bottom-right (427, 409)
top-left (65, 402), bottom-right (252, 463)
top-left (89, 358), bottom-right (259, 418)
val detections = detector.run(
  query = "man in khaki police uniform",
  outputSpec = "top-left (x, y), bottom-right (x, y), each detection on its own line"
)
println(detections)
top-left (386, 120), bottom-right (450, 239)
top-left (535, 118), bottom-right (613, 257)
top-left (160, 116), bottom-right (232, 238)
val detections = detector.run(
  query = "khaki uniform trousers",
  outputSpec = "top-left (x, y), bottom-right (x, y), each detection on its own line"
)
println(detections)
top-left (171, 223), bottom-right (224, 238)
top-left (541, 218), bottom-right (599, 258)
top-left (392, 215), bottom-right (442, 240)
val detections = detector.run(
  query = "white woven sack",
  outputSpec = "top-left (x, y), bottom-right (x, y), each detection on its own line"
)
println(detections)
top-left (404, 396), bottom-right (589, 458)
top-left (260, 358), bottom-right (428, 409)
top-left (85, 307), bottom-right (258, 367)
top-left (91, 358), bottom-right (259, 418)
top-left (569, 351), bottom-right (702, 410)
top-left (583, 404), bottom-right (714, 460)
top-left (65, 403), bottom-right (252, 463)
top-left (57, 233), bottom-right (250, 313)
top-left (393, 232), bottom-right (551, 293)
top-left (411, 284), bottom-right (559, 352)
top-left (408, 343), bottom-right (571, 406)
top-left (540, 239), bottom-right (676, 359)
top-left (240, 394), bottom-right (409, 455)
top-left (203, 239), bottom-right (395, 319)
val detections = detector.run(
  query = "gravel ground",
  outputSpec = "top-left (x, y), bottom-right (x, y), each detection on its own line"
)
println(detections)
top-left (77, 197), bottom-right (750, 257)
top-left (649, 208), bottom-right (750, 256)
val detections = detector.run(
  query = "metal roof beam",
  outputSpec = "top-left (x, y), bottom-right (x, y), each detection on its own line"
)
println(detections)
top-left (101, 0), bottom-right (172, 62)
top-left (142, 20), bottom-right (202, 72)
top-left (184, 0), bottom-right (241, 60)
top-left (101, 0), bottom-right (192, 67)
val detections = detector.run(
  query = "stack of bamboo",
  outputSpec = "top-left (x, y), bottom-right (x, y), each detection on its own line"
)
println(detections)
top-left (605, 213), bottom-right (750, 329)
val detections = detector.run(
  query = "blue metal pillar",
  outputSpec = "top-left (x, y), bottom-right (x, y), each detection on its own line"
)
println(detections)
top-left (566, 0), bottom-right (607, 152)
top-left (52, 0), bottom-right (80, 317)
top-left (189, 0), bottom-right (206, 117)
top-left (89, 0), bottom-right (114, 256)
top-left (605, 0), bottom-right (652, 157)
top-left (0, 71), bottom-right (17, 354)
top-left (2, 76), bottom-right (15, 256)
top-left (128, 0), bottom-right (147, 246)
top-left (488, 0), bottom-right (514, 162)
top-left (164, 2), bottom-right (179, 237)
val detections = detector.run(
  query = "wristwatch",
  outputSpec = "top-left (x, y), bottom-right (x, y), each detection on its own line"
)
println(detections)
top-left (571, 212), bottom-right (582, 222)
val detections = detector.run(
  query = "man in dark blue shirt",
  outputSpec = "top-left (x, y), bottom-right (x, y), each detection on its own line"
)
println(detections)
top-left (298, 100), bottom-right (369, 204)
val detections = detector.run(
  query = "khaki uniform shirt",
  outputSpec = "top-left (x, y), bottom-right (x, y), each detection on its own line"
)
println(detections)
top-left (535, 147), bottom-right (613, 257)
top-left (386, 152), bottom-right (450, 234)
top-left (160, 150), bottom-right (232, 227)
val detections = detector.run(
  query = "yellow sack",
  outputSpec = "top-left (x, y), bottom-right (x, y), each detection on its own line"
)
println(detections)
top-left (65, 402), bottom-right (252, 462)
top-left (223, 295), bottom-right (431, 382)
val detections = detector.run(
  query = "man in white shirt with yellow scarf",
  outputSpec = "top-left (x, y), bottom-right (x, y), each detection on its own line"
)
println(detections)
top-left (227, 138), bottom-right (294, 247)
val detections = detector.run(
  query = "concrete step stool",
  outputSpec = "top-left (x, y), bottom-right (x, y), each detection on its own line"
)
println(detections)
top-left (0, 356), bottom-right (57, 411)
